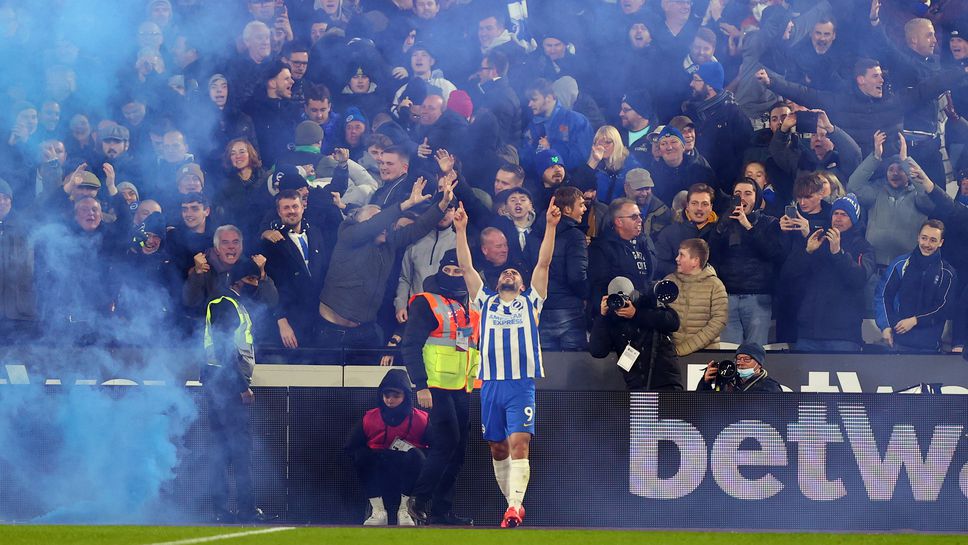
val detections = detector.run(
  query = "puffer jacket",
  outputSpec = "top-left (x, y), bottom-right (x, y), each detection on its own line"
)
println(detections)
top-left (664, 266), bottom-right (728, 356)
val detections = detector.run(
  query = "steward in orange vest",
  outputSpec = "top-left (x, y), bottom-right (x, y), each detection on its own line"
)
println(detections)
top-left (400, 249), bottom-right (477, 526)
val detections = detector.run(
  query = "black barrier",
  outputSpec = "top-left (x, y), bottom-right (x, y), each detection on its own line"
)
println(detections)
top-left (5, 349), bottom-right (968, 393)
top-left (2, 387), bottom-right (967, 531)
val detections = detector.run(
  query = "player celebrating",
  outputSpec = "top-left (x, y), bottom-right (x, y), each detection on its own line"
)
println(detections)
top-left (452, 196), bottom-right (559, 528)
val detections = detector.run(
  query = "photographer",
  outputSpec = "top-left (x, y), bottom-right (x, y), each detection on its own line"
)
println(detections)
top-left (698, 343), bottom-right (782, 393)
top-left (589, 277), bottom-right (683, 391)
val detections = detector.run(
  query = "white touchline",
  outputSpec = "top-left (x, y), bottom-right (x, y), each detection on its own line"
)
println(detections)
top-left (144, 526), bottom-right (296, 545)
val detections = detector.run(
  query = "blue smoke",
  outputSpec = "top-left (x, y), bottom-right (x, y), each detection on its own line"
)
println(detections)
top-left (0, 351), bottom-right (198, 524)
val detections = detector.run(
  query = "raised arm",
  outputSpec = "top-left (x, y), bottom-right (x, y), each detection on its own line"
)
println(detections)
top-left (454, 201), bottom-right (483, 299)
top-left (530, 197), bottom-right (560, 300)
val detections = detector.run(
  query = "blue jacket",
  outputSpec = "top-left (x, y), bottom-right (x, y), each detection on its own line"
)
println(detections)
top-left (874, 251), bottom-right (956, 350)
top-left (520, 102), bottom-right (593, 175)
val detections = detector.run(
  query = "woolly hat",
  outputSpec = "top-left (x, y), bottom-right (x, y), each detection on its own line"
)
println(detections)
top-left (141, 211), bottom-right (167, 238)
top-left (535, 148), bottom-right (563, 174)
top-left (344, 106), bottom-right (368, 127)
top-left (657, 126), bottom-right (685, 145)
top-left (294, 120), bottom-right (324, 146)
top-left (274, 164), bottom-right (309, 191)
top-left (229, 257), bottom-right (261, 284)
top-left (176, 163), bottom-right (204, 186)
top-left (438, 248), bottom-right (459, 270)
top-left (696, 61), bottom-right (725, 92)
top-left (622, 89), bottom-right (653, 119)
top-left (400, 77), bottom-right (429, 106)
top-left (447, 90), bottom-right (473, 120)
top-left (736, 343), bottom-right (766, 366)
top-left (832, 193), bottom-right (861, 226)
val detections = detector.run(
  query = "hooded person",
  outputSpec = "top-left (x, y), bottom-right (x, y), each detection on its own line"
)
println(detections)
top-left (399, 248), bottom-right (479, 527)
top-left (698, 342), bottom-right (782, 392)
top-left (344, 368), bottom-right (429, 527)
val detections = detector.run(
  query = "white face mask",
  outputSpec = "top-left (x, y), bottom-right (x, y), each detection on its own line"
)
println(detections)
top-left (737, 366), bottom-right (756, 379)
top-left (752, 3), bottom-right (767, 22)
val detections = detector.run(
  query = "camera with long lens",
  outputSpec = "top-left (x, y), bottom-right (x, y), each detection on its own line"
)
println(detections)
top-left (606, 292), bottom-right (631, 312)
top-left (715, 359), bottom-right (738, 389)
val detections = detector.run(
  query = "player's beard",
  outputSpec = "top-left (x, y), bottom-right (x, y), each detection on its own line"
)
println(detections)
top-left (498, 282), bottom-right (517, 293)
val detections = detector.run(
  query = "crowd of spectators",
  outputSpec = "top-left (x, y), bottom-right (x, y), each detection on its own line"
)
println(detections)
top-left (1, 0), bottom-right (968, 355)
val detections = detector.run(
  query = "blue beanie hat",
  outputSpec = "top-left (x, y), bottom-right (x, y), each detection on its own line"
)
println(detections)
top-left (535, 148), bottom-right (563, 174)
top-left (697, 61), bottom-right (725, 92)
top-left (344, 106), bottom-right (368, 127)
top-left (832, 193), bottom-right (861, 226)
top-left (657, 125), bottom-right (685, 145)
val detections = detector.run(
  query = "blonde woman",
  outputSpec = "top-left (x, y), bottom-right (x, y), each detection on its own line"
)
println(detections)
top-left (580, 125), bottom-right (642, 203)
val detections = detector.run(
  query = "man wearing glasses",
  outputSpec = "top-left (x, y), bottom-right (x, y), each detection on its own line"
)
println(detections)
top-left (472, 50), bottom-right (521, 146)
top-left (698, 343), bottom-right (782, 392)
top-left (588, 197), bottom-right (656, 318)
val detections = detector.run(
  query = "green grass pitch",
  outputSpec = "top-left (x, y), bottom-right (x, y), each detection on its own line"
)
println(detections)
top-left (0, 526), bottom-right (965, 545)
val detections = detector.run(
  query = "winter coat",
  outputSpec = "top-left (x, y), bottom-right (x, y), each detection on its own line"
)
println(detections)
top-left (544, 216), bottom-right (588, 311)
top-left (847, 155), bottom-right (934, 266)
top-left (588, 229), bottom-right (656, 306)
top-left (707, 209), bottom-right (785, 295)
top-left (781, 226), bottom-right (876, 344)
top-left (242, 94), bottom-right (303, 169)
top-left (653, 213), bottom-right (717, 278)
top-left (520, 102), bottom-right (593, 174)
top-left (649, 153), bottom-right (717, 205)
top-left (0, 214), bottom-right (36, 320)
top-left (664, 266), bottom-right (728, 356)
top-left (875, 250), bottom-right (956, 351)
top-left (473, 77), bottom-right (521, 146)
top-left (589, 291), bottom-right (682, 391)
top-left (683, 91), bottom-right (754, 188)
top-left (320, 201), bottom-right (445, 324)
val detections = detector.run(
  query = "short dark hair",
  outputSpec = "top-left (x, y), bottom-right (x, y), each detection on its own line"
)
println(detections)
top-left (525, 78), bottom-right (554, 98)
top-left (608, 197), bottom-right (637, 227)
top-left (497, 187), bottom-right (533, 206)
top-left (679, 238), bottom-right (710, 268)
top-left (497, 163), bottom-right (525, 183)
top-left (485, 49), bottom-right (509, 76)
top-left (922, 219), bottom-right (945, 239)
top-left (554, 186), bottom-right (583, 212)
top-left (381, 145), bottom-right (410, 164)
top-left (816, 15), bottom-right (837, 29)
top-left (305, 82), bottom-right (331, 102)
top-left (794, 173), bottom-right (825, 199)
top-left (282, 40), bottom-right (310, 59)
top-left (687, 183), bottom-right (715, 203)
top-left (853, 58), bottom-right (880, 79)
top-left (180, 192), bottom-right (210, 208)
top-left (364, 133), bottom-right (393, 149)
top-left (479, 10), bottom-right (507, 29)
top-left (276, 189), bottom-right (302, 205)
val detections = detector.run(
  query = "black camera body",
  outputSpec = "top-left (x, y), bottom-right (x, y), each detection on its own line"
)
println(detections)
top-left (715, 359), bottom-right (738, 389)
top-left (607, 293), bottom-right (631, 312)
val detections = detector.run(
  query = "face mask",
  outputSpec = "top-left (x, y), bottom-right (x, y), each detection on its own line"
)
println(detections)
top-left (239, 282), bottom-right (259, 297)
top-left (436, 272), bottom-right (466, 297)
top-left (738, 366), bottom-right (756, 379)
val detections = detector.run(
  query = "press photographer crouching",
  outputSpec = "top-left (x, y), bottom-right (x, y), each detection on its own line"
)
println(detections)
top-left (589, 277), bottom-right (683, 391)
top-left (698, 343), bottom-right (782, 393)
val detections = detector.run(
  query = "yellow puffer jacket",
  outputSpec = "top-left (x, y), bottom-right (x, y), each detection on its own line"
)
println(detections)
top-left (664, 266), bottom-right (728, 356)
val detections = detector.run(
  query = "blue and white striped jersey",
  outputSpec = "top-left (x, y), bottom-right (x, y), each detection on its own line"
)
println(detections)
top-left (474, 287), bottom-right (544, 380)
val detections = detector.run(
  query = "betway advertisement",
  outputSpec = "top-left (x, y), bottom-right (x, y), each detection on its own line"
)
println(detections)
top-left (629, 392), bottom-right (968, 531)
